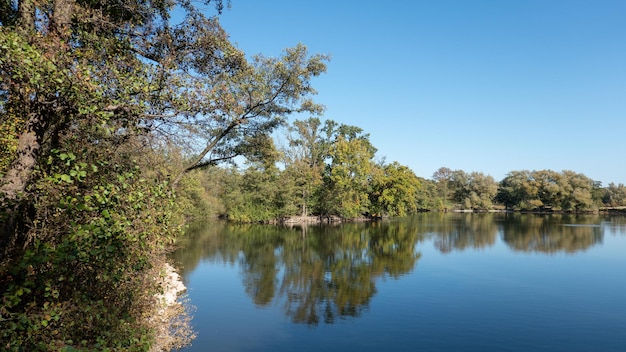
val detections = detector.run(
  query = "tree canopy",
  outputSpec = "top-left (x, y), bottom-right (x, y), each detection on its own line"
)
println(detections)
top-left (0, 0), bottom-right (328, 349)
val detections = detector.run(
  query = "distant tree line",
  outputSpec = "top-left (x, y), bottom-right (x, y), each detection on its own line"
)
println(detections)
top-left (184, 123), bottom-right (626, 222)
top-left (424, 167), bottom-right (626, 212)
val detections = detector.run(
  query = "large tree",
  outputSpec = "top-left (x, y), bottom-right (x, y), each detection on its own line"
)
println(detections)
top-left (370, 162), bottom-right (422, 217)
top-left (169, 44), bottom-right (328, 184)
top-left (281, 117), bottom-right (327, 217)
top-left (497, 170), bottom-right (598, 211)
top-left (1, 0), bottom-right (328, 228)
top-left (318, 123), bottom-right (376, 218)
top-left (432, 166), bottom-right (454, 205)
top-left (0, 0), bottom-right (327, 348)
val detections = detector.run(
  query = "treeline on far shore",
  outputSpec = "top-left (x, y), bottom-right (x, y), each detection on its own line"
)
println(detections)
top-left (176, 118), bottom-right (626, 223)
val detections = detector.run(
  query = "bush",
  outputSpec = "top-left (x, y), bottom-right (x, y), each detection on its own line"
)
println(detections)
top-left (1, 149), bottom-right (183, 350)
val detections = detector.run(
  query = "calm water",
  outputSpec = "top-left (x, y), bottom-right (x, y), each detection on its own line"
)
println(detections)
top-left (172, 213), bottom-right (626, 352)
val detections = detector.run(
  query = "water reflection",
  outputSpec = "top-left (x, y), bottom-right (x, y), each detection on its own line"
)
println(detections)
top-left (427, 213), bottom-right (499, 253)
top-left (173, 221), bottom-right (423, 325)
top-left (600, 215), bottom-right (626, 235)
top-left (418, 213), bottom-right (607, 254)
top-left (499, 213), bottom-right (604, 253)
top-left (173, 214), bottom-right (613, 325)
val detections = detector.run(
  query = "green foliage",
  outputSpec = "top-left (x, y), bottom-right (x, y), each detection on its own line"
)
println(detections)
top-left (432, 167), bottom-right (454, 207)
top-left (370, 162), bottom-right (422, 217)
top-left (602, 183), bottom-right (626, 206)
top-left (1, 0), bottom-right (330, 348)
top-left (214, 119), bottom-right (427, 221)
top-left (497, 170), bottom-right (598, 212)
top-left (322, 137), bottom-right (375, 218)
top-left (430, 168), bottom-right (499, 210)
top-left (282, 117), bottom-right (326, 216)
top-left (221, 160), bottom-right (285, 222)
top-left (171, 43), bottom-right (329, 181)
top-left (451, 171), bottom-right (499, 210)
top-left (175, 168), bottom-right (226, 220)
top-left (1, 149), bottom-right (180, 350)
top-left (414, 178), bottom-right (443, 210)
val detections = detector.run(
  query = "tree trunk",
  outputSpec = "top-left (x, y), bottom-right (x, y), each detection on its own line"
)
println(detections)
top-left (1, 0), bottom-right (74, 257)
top-left (0, 115), bottom-right (44, 200)
top-left (51, 0), bottom-right (73, 38)
top-left (171, 120), bottom-right (241, 186)
top-left (2, 0), bottom-right (74, 198)
top-left (301, 189), bottom-right (308, 217)
top-left (17, 0), bottom-right (35, 34)
top-left (0, 111), bottom-right (46, 262)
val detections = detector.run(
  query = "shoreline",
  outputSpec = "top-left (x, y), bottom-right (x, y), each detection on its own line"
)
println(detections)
top-left (150, 263), bottom-right (194, 352)
top-left (269, 208), bottom-right (626, 225)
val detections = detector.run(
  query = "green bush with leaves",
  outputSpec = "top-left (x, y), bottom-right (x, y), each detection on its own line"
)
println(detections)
top-left (1, 0), bottom-right (328, 349)
top-left (1, 146), bottom-right (181, 350)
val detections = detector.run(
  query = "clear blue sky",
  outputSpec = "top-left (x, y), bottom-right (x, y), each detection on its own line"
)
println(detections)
top-left (216, 0), bottom-right (626, 185)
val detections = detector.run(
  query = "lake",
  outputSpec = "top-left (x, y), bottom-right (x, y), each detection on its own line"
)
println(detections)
top-left (172, 213), bottom-right (626, 352)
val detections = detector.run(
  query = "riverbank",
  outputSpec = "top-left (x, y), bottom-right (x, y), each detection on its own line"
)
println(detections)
top-left (276, 207), bottom-right (626, 225)
top-left (149, 263), bottom-right (194, 352)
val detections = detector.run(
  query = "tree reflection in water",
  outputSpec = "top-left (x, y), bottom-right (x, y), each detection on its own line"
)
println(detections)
top-left (422, 213), bottom-right (606, 254)
top-left (172, 213), bottom-right (611, 325)
top-left (173, 220), bottom-right (423, 325)
top-left (429, 213), bottom-right (499, 253)
top-left (499, 213), bottom-right (604, 253)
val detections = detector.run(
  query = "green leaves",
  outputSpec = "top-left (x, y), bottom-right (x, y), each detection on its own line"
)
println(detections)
top-left (172, 43), bottom-right (329, 181)
top-left (370, 163), bottom-right (422, 217)
top-left (3, 144), bottom-right (181, 348)
top-left (49, 151), bottom-right (89, 184)
top-left (220, 118), bottom-right (423, 220)
top-left (497, 170), bottom-right (597, 211)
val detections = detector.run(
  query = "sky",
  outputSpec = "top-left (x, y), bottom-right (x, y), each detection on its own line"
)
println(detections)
top-left (214, 0), bottom-right (626, 185)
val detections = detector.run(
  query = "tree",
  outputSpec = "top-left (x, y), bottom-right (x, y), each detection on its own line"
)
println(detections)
top-left (448, 170), bottom-right (470, 206)
top-left (322, 136), bottom-right (375, 218)
top-left (281, 117), bottom-right (327, 217)
top-left (446, 170), bottom-right (498, 210)
top-left (560, 170), bottom-right (595, 211)
top-left (370, 162), bottom-right (422, 217)
top-left (221, 137), bottom-right (286, 222)
top-left (170, 44), bottom-right (329, 184)
top-left (0, 1), bottom-right (237, 348)
top-left (464, 172), bottom-right (499, 210)
top-left (0, 0), bottom-right (328, 348)
top-left (314, 122), bottom-right (377, 218)
top-left (602, 183), bottom-right (626, 206)
top-left (497, 170), bottom-right (542, 210)
top-left (432, 167), bottom-right (453, 206)
top-left (414, 177), bottom-right (441, 210)
top-left (497, 170), bottom-right (597, 211)
top-left (533, 169), bottom-right (565, 209)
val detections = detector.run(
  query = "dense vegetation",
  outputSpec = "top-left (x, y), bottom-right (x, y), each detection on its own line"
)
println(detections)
top-left (216, 117), bottom-right (423, 222)
top-left (0, 0), bottom-right (327, 350)
top-left (186, 126), bottom-right (626, 222)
